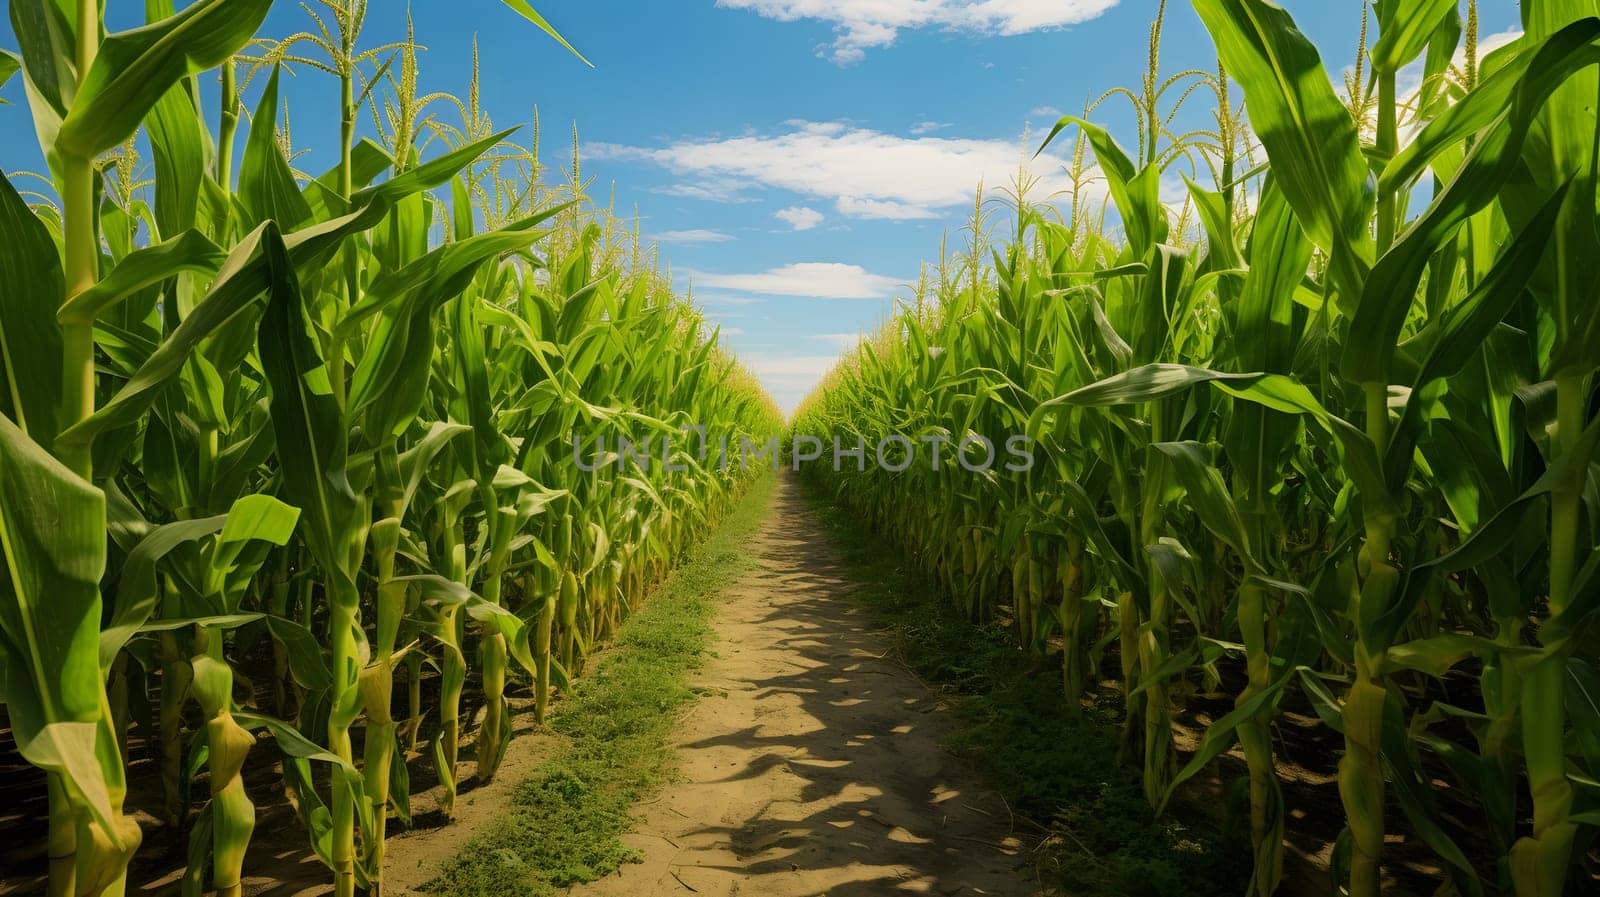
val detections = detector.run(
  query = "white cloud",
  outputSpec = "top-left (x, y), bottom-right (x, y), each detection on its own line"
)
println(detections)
top-left (650, 178), bottom-right (759, 203)
top-left (715, 326), bottom-right (746, 336)
top-left (687, 262), bottom-right (903, 299)
top-left (835, 196), bottom-right (941, 220)
top-left (745, 354), bottom-right (843, 376)
top-left (1394, 27), bottom-right (1523, 147)
top-left (1030, 105), bottom-right (1063, 119)
top-left (775, 206), bottom-right (825, 230)
top-left (696, 293), bottom-right (767, 307)
top-left (655, 228), bottom-right (736, 244)
top-left (740, 353), bottom-right (844, 412)
top-left (1478, 28), bottom-right (1525, 56)
top-left (910, 120), bottom-right (951, 135)
top-left (717, 0), bottom-right (1120, 63)
top-left (811, 332), bottom-right (865, 349)
top-left (590, 121), bottom-right (1073, 221)
top-left (1396, 27), bottom-right (1523, 99)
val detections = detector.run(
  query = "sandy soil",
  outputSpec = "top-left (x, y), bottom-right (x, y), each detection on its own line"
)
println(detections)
top-left (569, 476), bottom-right (1039, 897)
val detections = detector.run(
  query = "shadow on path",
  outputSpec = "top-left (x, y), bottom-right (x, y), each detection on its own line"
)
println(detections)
top-left (574, 473), bottom-right (1038, 897)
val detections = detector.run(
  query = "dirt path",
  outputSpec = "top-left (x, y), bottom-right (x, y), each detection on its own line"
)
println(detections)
top-left (573, 474), bottom-right (1037, 897)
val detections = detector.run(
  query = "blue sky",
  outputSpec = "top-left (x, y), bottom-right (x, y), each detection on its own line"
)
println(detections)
top-left (0, 1), bottom-right (1522, 412)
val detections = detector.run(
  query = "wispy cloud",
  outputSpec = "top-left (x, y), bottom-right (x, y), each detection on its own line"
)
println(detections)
top-left (835, 196), bottom-right (940, 220)
top-left (686, 262), bottom-right (903, 299)
top-left (910, 120), bottom-right (951, 135)
top-left (650, 177), bottom-right (759, 203)
top-left (654, 228), bottom-right (736, 244)
top-left (811, 332), bottom-right (865, 349)
top-left (775, 206), bottom-right (825, 230)
top-left (1397, 26), bottom-right (1522, 99)
top-left (1029, 105), bottom-right (1063, 119)
top-left (717, 0), bottom-right (1120, 64)
top-left (1392, 27), bottom-right (1522, 146)
top-left (695, 293), bottom-right (767, 307)
top-left (591, 121), bottom-right (1072, 221)
top-left (739, 353), bottom-right (844, 412)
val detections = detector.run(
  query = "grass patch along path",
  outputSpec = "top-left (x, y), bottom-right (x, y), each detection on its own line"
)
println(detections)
top-left (422, 468), bottom-right (1251, 897)
top-left (421, 473), bottom-right (776, 897)
top-left (559, 472), bottom-right (1036, 896)
top-left (452, 472), bottom-right (1039, 897)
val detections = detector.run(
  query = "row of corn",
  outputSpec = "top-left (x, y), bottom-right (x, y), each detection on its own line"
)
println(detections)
top-left (0, 2), bottom-right (780, 896)
top-left (794, 1), bottom-right (1599, 894)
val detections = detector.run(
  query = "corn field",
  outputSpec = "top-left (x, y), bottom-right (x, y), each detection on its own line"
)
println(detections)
top-left (795, 1), bottom-right (1600, 895)
top-left (0, 2), bottom-right (778, 897)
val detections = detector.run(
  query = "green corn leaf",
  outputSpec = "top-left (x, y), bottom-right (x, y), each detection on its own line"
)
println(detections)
top-left (0, 414), bottom-right (121, 838)
top-left (401, 575), bottom-right (539, 678)
top-left (1381, 26), bottom-right (1545, 192)
top-left (344, 202), bottom-right (575, 334)
top-left (1412, 184), bottom-right (1572, 389)
top-left (59, 229), bottom-right (227, 324)
top-left (1151, 441), bottom-right (1256, 569)
top-left (257, 221), bottom-right (358, 580)
top-left (1162, 667), bottom-right (1298, 810)
top-left (264, 616), bottom-right (333, 691)
top-left (1382, 413), bottom-right (1600, 648)
top-left (102, 493), bottom-right (298, 667)
top-left (1193, 0), bottom-right (1373, 306)
top-left (7, 1), bottom-right (74, 117)
top-left (144, 71), bottom-right (204, 238)
top-left (353, 127), bottom-right (520, 207)
top-left (1382, 183), bottom-right (1572, 485)
top-left (1183, 175), bottom-right (1239, 274)
top-left (1567, 661), bottom-right (1600, 769)
top-left (1061, 363), bottom-right (1261, 406)
top-left (209, 494), bottom-right (300, 610)
top-left (54, 226), bottom-right (278, 458)
top-left (1384, 633), bottom-right (1504, 678)
top-left (1221, 380), bottom-right (1395, 513)
top-left (55, 0), bottom-right (273, 159)
top-left (100, 515), bottom-right (226, 670)
top-left (1371, 0), bottom-right (1458, 74)
top-left (233, 711), bottom-right (367, 795)
top-left (238, 67), bottom-right (312, 232)
top-left (58, 202), bottom-right (413, 455)
top-left (181, 803), bottom-right (213, 897)
top-left (1061, 478), bottom-right (1138, 585)
top-left (0, 50), bottom-right (20, 102)
top-left (1234, 178), bottom-right (1310, 374)
top-left (137, 613), bottom-right (262, 633)
top-left (305, 139), bottom-right (393, 223)
top-left (1296, 670), bottom-right (1347, 734)
top-left (1037, 117), bottom-right (1165, 255)
top-left (1379, 695), bottom-right (1484, 896)
top-left (0, 166), bottom-right (64, 447)
top-left (346, 214), bottom-right (569, 440)
top-left (1347, 24), bottom-right (1600, 386)
top-left (497, 0), bottom-right (593, 66)
top-left (397, 422), bottom-right (473, 513)
top-left (1415, 4), bottom-right (1463, 117)
top-left (1225, 178), bottom-right (1309, 523)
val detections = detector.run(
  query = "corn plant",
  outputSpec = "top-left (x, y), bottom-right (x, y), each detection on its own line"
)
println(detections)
top-left (795, 4), bottom-right (1600, 897)
top-left (2, 4), bottom-right (779, 897)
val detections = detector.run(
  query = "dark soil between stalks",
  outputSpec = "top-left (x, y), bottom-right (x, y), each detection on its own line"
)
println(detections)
top-left (795, 476), bottom-right (1495, 897)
